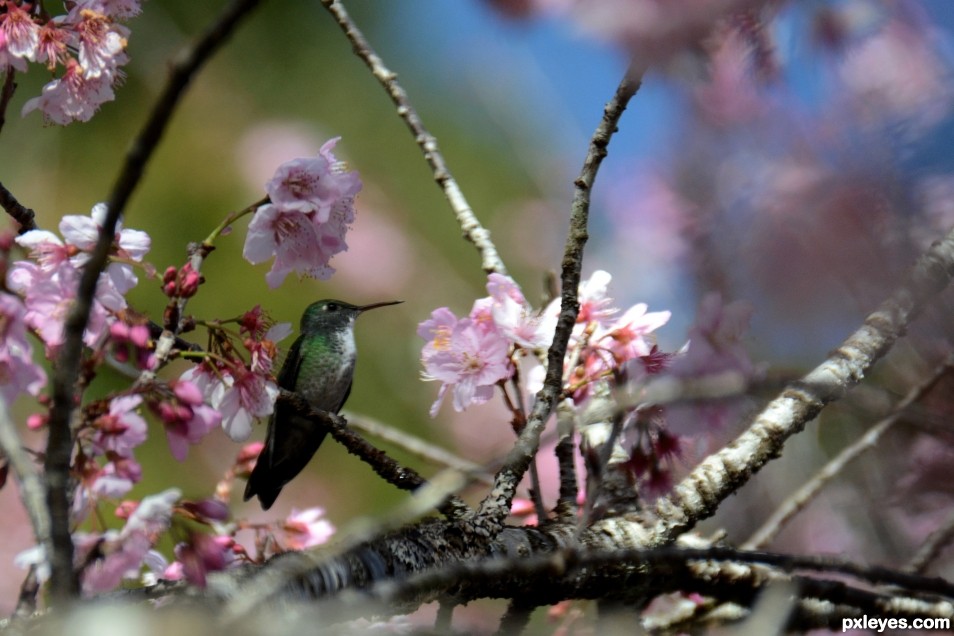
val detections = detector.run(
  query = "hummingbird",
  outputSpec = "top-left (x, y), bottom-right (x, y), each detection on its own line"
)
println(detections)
top-left (244, 299), bottom-right (402, 510)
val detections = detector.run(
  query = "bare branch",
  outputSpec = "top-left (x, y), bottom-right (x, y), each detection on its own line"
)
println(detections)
top-left (319, 0), bottom-right (507, 276)
top-left (907, 508), bottom-right (954, 575)
top-left (0, 69), bottom-right (17, 138)
top-left (472, 63), bottom-right (644, 534)
top-left (744, 352), bottom-right (954, 550)
top-left (0, 181), bottom-right (37, 234)
top-left (44, 0), bottom-right (265, 601)
top-left (652, 226), bottom-right (954, 543)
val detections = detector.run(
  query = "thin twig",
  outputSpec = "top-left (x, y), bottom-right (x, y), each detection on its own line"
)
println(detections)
top-left (652, 226), bottom-right (954, 544)
top-left (472, 64), bottom-right (644, 535)
top-left (744, 352), bottom-right (954, 550)
top-left (0, 181), bottom-right (37, 233)
top-left (44, 0), bottom-right (264, 601)
top-left (319, 0), bottom-right (507, 276)
top-left (344, 411), bottom-right (494, 486)
top-left (906, 508), bottom-right (954, 575)
top-left (0, 69), bottom-right (17, 138)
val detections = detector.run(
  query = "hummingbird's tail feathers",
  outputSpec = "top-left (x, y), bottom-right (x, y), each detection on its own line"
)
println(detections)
top-left (243, 416), bottom-right (327, 510)
top-left (243, 468), bottom-right (281, 510)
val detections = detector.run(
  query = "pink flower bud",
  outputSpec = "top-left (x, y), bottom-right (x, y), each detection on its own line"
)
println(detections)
top-left (172, 380), bottom-right (203, 406)
top-left (115, 500), bottom-right (139, 520)
top-left (27, 413), bottom-right (47, 430)
top-left (182, 498), bottom-right (230, 522)
top-left (129, 324), bottom-right (151, 348)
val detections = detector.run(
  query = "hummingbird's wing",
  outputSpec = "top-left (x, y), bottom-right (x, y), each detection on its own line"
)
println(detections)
top-left (276, 335), bottom-right (304, 391)
top-left (264, 335), bottom-right (304, 465)
top-left (244, 335), bottom-right (305, 509)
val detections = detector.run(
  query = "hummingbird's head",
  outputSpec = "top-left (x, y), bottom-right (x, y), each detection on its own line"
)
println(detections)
top-left (300, 299), bottom-right (403, 332)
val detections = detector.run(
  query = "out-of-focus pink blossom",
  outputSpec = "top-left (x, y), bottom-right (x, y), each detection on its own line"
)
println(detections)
top-left (88, 457), bottom-right (142, 499)
top-left (90, 394), bottom-right (147, 458)
top-left (839, 15), bottom-right (954, 137)
top-left (174, 534), bottom-right (237, 587)
top-left (77, 0), bottom-right (144, 20)
top-left (123, 488), bottom-right (181, 536)
top-left (674, 293), bottom-right (754, 379)
top-left (282, 508), bottom-right (335, 550)
top-left (0, 292), bottom-right (47, 405)
top-left (80, 531), bottom-right (150, 594)
top-left (154, 375), bottom-right (222, 462)
top-left (570, 0), bottom-right (765, 68)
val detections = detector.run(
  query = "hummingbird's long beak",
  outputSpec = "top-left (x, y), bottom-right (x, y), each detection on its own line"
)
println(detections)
top-left (356, 300), bottom-right (403, 313)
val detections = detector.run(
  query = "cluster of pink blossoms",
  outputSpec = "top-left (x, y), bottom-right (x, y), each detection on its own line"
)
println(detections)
top-left (7, 202), bottom-right (150, 351)
top-left (243, 137), bottom-right (361, 288)
top-left (418, 271), bottom-right (671, 416)
top-left (179, 306), bottom-right (291, 443)
top-left (0, 0), bottom-right (144, 124)
top-left (0, 290), bottom-right (46, 406)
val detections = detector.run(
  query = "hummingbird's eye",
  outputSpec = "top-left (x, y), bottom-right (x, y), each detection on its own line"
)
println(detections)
top-left (325, 303), bottom-right (339, 312)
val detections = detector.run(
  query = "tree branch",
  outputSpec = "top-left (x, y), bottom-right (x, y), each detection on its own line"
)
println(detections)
top-left (319, 0), bottom-right (507, 276)
top-left (43, 0), bottom-right (265, 601)
top-left (0, 181), bottom-right (37, 234)
top-left (652, 226), bottom-right (954, 544)
top-left (744, 351), bottom-right (954, 550)
top-left (472, 63), bottom-right (644, 535)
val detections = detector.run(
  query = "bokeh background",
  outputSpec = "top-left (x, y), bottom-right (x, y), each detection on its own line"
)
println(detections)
top-left (3, 0), bottom-right (954, 629)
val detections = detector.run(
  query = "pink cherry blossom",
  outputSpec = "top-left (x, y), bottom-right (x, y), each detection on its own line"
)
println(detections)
top-left (22, 58), bottom-right (116, 124)
top-left (174, 534), bottom-right (236, 587)
top-left (0, 292), bottom-right (47, 405)
top-left (71, 8), bottom-right (128, 79)
top-left (244, 138), bottom-right (361, 288)
top-left (601, 303), bottom-right (672, 363)
top-left (76, 0), bottom-right (144, 20)
top-left (0, 2), bottom-right (40, 60)
top-left (35, 22), bottom-right (70, 69)
top-left (282, 508), bottom-right (335, 550)
top-left (243, 204), bottom-right (332, 287)
top-left (215, 369), bottom-right (279, 441)
top-left (6, 260), bottom-right (112, 348)
top-left (123, 488), bottom-right (181, 536)
top-left (80, 531), bottom-right (151, 594)
top-left (178, 364), bottom-right (274, 444)
top-left (89, 394), bottom-right (147, 458)
top-left (419, 309), bottom-right (512, 416)
top-left (486, 274), bottom-right (555, 349)
top-left (88, 458), bottom-right (142, 499)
